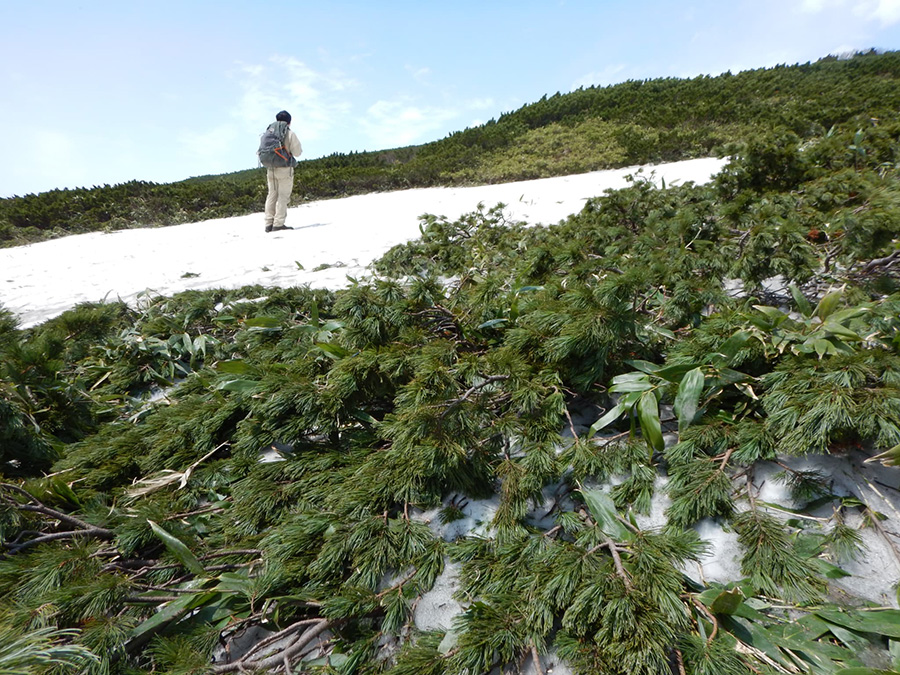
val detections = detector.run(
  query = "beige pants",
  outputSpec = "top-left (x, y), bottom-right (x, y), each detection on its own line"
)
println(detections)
top-left (264, 167), bottom-right (294, 228)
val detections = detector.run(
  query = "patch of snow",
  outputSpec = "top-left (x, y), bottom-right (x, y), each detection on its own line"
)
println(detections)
top-left (413, 558), bottom-right (465, 631)
top-left (0, 158), bottom-right (727, 328)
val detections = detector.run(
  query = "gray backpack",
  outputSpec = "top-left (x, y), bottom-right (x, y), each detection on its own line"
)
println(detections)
top-left (257, 121), bottom-right (297, 168)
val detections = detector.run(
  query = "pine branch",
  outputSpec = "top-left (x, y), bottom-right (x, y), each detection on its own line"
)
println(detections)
top-left (690, 596), bottom-right (719, 644)
top-left (675, 648), bottom-right (687, 675)
top-left (855, 249), bottom-right (900, 277)
top-left (3, 529), bottom-right (114, 553)
top-left (602, 533), bottom-right (633, 591)
top-left (438, 375), bottom-right (510, 421)
top-left (531, 643), bottom-right (545, 675)
top-left (210, 618), bottom-right (334, 674)
top-left (1, 483), bottom-right (114, 536)
top-left (235, 618), bottom-right (324, 664)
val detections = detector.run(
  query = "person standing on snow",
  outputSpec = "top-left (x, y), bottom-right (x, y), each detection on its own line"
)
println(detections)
top-left (262, 110), bottom-right (303, 233)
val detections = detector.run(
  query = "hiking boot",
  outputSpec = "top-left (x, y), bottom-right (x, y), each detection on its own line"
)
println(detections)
top-left (265, 225), bottom-right (273, 233)
top-left (271, 225), bottom-right (292, 232)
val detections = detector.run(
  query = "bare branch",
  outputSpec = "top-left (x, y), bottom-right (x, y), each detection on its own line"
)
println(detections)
top-left (211, 619), bottom-right (334, 674)
top-left (439, 375), bottom-right (510, 421)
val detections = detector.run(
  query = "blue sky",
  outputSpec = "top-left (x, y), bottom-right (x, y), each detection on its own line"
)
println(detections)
top-left (2, 0), bottom-right (900, 198)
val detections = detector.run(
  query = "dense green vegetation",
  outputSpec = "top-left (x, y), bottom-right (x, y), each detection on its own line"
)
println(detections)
top-left (3, 50), bottom-right (900, 674)
top-left (3, 49), bottom-right (900, 247)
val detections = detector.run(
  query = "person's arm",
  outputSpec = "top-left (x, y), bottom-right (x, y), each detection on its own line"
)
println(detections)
top-left (288, 130), bottom-right (302, 159)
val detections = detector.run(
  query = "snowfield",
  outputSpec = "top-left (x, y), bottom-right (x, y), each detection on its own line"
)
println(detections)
top-left (0, 158), bottom-right (725, 328)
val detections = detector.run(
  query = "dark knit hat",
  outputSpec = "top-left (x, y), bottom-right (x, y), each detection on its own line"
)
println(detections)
top-left (276, 110), bottom-right (292, 123)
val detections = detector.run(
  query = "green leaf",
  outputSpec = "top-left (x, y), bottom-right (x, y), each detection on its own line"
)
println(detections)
top-left (717, 330), bottom-right (751, 361)
top-left (637, 390), bottom-right (664, 453)
top-left (790, 284), bottom-right (814, 317)
top-left (734, 618), bottom-right (794, 668)
top-left (673, 367), bottom-right (704, 433)
top-left (319, 320), bottom-right (344, 332)
top-left (589, 402), bottom-right (624, 436)
top-left (349, 408), bottom-right (379, 425)
top-left (644, 323), bottom-right (676, 339)
top-left (438, 629), bottom-right (460, 655)
top-left (47, 477), bottom-right (82, 509)
top-left (215, 359), bottom-right (254, 375)
top-left (314, 342), bottom-right (351, 359)
top-left (129, 592), bottom-right (198, 641)
top-left (477, 318), bottom-right (509, 329)
top-left (306, 653), bottom-right (351, 668)
top-left (891, 639), bottom-right (900, 669)
top-left (815, 609), bottom-right (900, 639)
top-left (707, 588), bottom-right (744, 615)
top-left (624, 359), bottom-right (661, 375)
top-left (814, 287), bottom-right (844, 321)
top-left (244, 316), bottom-right (282, 328)
top-left (216, 379), bottom-right (260, 393)
top-left (812, 558), bottom-right (852, 579)
top-left (653, 362), bottom-right (702, 383)
top-left (580, 487), bottom-right (631, 540)
top-left (611, 371), bottom-right (651, 384)
top-left (828, 306), bottom-right (870, 324)
top-left (752, 305), bottom-right (789, 326)
top-left (609, 372), bottom-right (652, 393)
top-left (147, 520), bottom-right (206, 576)
top-left (822, 321), bottom-right (862, 341)
top-left (876, 443), bottom-right (900, 467)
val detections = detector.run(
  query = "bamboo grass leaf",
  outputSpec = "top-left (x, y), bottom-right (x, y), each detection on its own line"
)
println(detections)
top-left (579, 486), bottom-right (631, 540)
top-left (609, 372), bottom-right (653, 393)
top-left (715, 330), bottom-right (751, 362)
top-left (216, 378), bottom-right (260, 393)
top-left (314, 342), bottom-right (351, 359)
top-left (790, 283), bottom-right (813, 317)
top-left (814, 610), bottom-right (900, 639)
top-left (868, 442), bottom-right (900, 467)
top-left (589, 402), bottom-right (625, 437)
top-left (827, 306), bottom-right (870, 324)
top-left (653, 362), bottom-right (701, 383)
top-left (814, 287), bottom-right (845, 321)
top-left (638, 390), bottom-right (664, 453)
top-left (707, 587), bottom-right (744, 615)
top-left (147, 520), bottom-right (206, 576)
top-left (673, 367), bottom-right (704, 433)
top-left (822, 321), bottom-right (862, 341)
top-left (215, 359), bottom-right (256, 375)
top-left (752, 305), bottom-right (789, 327)
top-left (624, 359), bottom-right (662, 375)
top-left (244, 316), bottom-right (283, 329)
top-left (129, 586), bottom-right (215, 642)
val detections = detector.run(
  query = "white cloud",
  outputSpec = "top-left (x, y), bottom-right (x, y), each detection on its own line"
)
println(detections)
top-left (361, 98), bottom-right (458, 149)
top-left (467, 97), bottom-right (496, 111)
top-left (406, 65), bottom-right (431, 82)
top-left (230, 56), bottom-right (356, 144)
top-left (177, 124), bottom-right (240, 175)
top-left (800, 0), bottom-right (900, 24)
top-left (572, 64), bottom-right (627, 90)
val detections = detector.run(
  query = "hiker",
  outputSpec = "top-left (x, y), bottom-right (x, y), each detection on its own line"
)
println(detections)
top-left (260, 110), bottom-right (303, 233)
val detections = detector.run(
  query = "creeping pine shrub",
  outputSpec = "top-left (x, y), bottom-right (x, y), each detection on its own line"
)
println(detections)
top-left (7, 58), bottom-right (900, 674)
